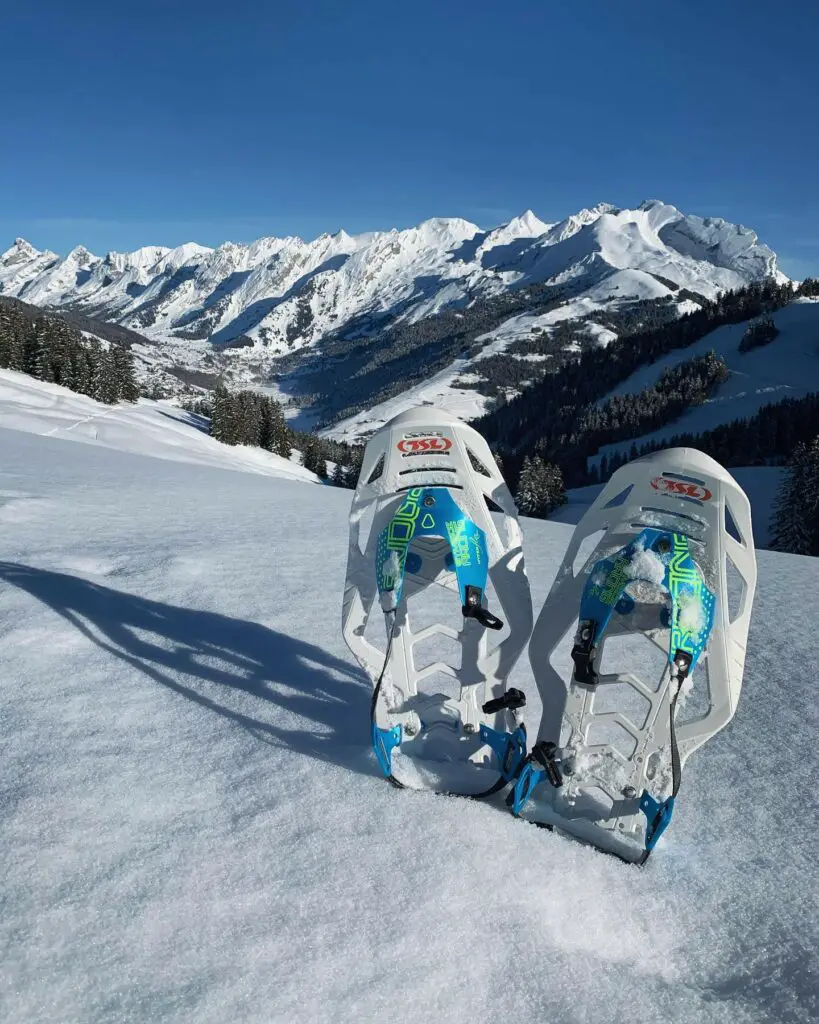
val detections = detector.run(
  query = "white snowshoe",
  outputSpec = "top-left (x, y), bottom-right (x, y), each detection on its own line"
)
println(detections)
top-left (514, 448), bottom-right (757, 861)
top-left (342, 408), bottom-right (533, 795)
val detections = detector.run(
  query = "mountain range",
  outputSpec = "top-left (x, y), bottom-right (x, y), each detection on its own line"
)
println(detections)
top-left (0, 201), bottom-right (788, 436)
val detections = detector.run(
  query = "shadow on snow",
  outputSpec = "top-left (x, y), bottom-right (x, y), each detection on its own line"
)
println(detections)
top-left (0, 562), bottom-right (379, 780)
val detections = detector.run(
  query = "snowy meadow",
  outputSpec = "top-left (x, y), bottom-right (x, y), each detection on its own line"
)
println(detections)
top-left (1, 414), bottom-right (817, 1023)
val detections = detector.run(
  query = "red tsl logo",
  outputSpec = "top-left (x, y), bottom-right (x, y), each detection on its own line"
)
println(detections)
top-left (397, 436), bottom-right (453, 454)
top-left (650, 476), bottom-right (713, 501)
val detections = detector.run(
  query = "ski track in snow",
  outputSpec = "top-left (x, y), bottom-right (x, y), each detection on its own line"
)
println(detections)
top-left (1, 414), bottom-right (817, 1022)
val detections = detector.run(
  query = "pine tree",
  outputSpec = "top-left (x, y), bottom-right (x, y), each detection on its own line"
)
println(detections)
top-left (210, 384), bottom-right (236, 444)
top-left (266, 396), bottom-right (291, 459)
top-left (112, 345), bottom-right (140, 402)
top-left (543, 461), bottom-right (567, 514)
top-left (73, 347), bottom-right (95, 397)
top-left (23, 320), bottom-right (44, 376)
top-left (770, 439), bottom-right (819, 555)
top-left (93, 346), bottom-right (120, 404)
top-left (331, 460), bottom-right (346, 486)
top-left (516, 456), bottom-right (550, 517)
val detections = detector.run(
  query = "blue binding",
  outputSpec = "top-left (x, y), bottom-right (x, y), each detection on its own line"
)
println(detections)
top-left (375, 487), bottom-right (491, 607)
top-left (479, 724), bottom-right (527, 781)
top-left (371, 722), bottom-right (402, 777)
top-left (512, 761), bottom-right (547, 816)
top-left (580, 527), bottom-right (715, 669)
top-left (640, 792), bottom-right (676, 851)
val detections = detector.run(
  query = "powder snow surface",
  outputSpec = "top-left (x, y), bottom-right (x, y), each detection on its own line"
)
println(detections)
top-left (1, 423), bottom-right (817, 1022)
top-left (0, 369), bottom-right (317, 482)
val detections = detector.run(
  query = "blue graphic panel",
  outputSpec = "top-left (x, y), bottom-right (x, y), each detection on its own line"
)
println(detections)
top-left (375, 487), bottom-right (490, 606)
top-left (579, 528), bottom-right (715, 668)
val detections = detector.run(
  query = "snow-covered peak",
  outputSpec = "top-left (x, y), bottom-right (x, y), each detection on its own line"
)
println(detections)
top-left (660, 210), bottom-right (785, 283)
top-left (410, 217), bottom-right (482, 248)
top-left (0, 200), bottom-right (787, 361)
top-left (152, 242), bottom-right (214, 275)
top-left (2, 237), bottom-right (42, 264)
top-left (542, 203), bottom-right (618, 246)
top-left (65, 245), bottom-right (99, 267)
top-left (508, 209), bottom-right (552, 237)
top-left (479, 210), bottom-right (553, 253)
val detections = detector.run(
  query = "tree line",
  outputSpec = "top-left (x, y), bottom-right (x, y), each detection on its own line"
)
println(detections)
top-left (477, 279), bottom-right (794, 468)
top-left (595, 391), bottom-right (819, 483)
top-left (0, 297), bottom-right (139, 404)
top-left (186, 386), bottom-right (364, 487)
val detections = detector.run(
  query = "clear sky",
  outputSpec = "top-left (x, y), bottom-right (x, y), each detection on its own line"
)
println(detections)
top-left (2, 0), bottom-right (817, 277)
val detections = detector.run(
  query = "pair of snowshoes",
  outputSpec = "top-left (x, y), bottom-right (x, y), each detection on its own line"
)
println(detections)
top-left (342, 409), bottom-right (757, 862)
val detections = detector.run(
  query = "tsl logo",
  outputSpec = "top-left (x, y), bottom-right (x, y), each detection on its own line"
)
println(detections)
top-left (397, 436), bottom-right (453, 454)
top-left (650, 476), bottom-right (713, 501)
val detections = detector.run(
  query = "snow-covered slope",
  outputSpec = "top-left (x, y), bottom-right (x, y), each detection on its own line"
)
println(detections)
top-left (592, 298), bottom-right (819, 466)
top-left (1, 425), bottom-right (815, 1024)
top-left (2, 202), bottom-right (784, 362)
top-left (2, 202), bottom-right (789, 439)
top-left (0, 369), bottom-right (318, 482)
top-left (0, 238), bottom-right (60, 295)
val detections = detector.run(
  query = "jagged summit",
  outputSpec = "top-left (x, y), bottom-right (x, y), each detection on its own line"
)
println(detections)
top-left (1, 202), bottom-right (786, 357)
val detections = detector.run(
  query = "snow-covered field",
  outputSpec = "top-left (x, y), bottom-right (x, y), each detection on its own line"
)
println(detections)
top-left (594, 299), bottom-right (819, 465)
top-left (1, 392), bottom-right (817, 1022)
top-left (0, 370), bottom-right (317, 483)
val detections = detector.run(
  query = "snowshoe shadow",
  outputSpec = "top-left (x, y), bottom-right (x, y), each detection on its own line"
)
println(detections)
top-left (0, 562), bottom-right (380, 780)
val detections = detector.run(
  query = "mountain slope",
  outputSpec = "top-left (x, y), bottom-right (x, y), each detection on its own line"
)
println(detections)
top-left (1, 423), bottom-right (816, 1024)
top-left (592, 298), bottom-right (819, 466)
top-left (2, 201), bottom-right (784, 363)
top-left (2, 203), bottom-right (789, 437)
top-left (0, 369), bottom-right (318, 482)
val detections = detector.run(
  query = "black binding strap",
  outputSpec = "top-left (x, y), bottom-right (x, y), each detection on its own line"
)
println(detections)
top-left (639, 649), bottom-right (691, 864)
top-left (481, 688), bottom-right (526, 715)
top-left (462, 585), bottom-right (504, 630)
top-left (370, 609), bottom-right (405, 789)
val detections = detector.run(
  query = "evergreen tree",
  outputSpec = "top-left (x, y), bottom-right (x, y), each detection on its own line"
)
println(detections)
top-left (112, 345), bottom-right (140, 402)
top-left (93, 346), bottom-right (120, 404)
top-left (210, 384), bottom-right (236, 445)
top-left (301, 436), bottom-right (328, 478)
top-left (515, 456), bottom-right (565, 517)
top-left (331, 460), bottom-right (346, 486)
top-left (770, 438), bottom-right (819, 555)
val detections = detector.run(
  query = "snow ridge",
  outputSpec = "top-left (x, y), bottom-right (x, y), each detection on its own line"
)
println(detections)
top-left (2, 202), bottom-right (785, 360)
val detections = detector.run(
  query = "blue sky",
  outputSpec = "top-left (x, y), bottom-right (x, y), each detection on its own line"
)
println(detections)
top-left (2, 0), bottom-right (817, 277)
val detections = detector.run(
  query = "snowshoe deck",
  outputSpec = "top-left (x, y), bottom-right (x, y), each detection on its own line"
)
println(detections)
top-left (342, 409), bottom-right (532, 795)
top-left (517, 448), bottom-right (757, 861)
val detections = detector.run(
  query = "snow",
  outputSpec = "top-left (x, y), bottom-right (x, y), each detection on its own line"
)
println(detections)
top-left (0, 414), bottom-right (817, 1023)
top-left (627, 544), bottom-right (667, 586)
top-left (0, 370), bottom-right (318, 483)
top-left (677, 590), bottom-right (706, 635)
top-left (323, 358), bottom-right (491, 442)
top-left (1, 201), bottom-right (787, 437)
top-left (1, 389), bottom-right (817, 1022)
top-left (593, 300), bottom-right (819, 467)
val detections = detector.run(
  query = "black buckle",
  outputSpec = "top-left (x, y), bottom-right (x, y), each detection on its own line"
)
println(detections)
top-left (482, 688), bottom-right (527, 715)
top-left (571, 618), bottom-right (598, 685)
top-left (463, 585), bottom-right (504, 630)
top-left (531, 741), bottom-right (564, 788)
top-left (672, 649), bottom-right (692, 683)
